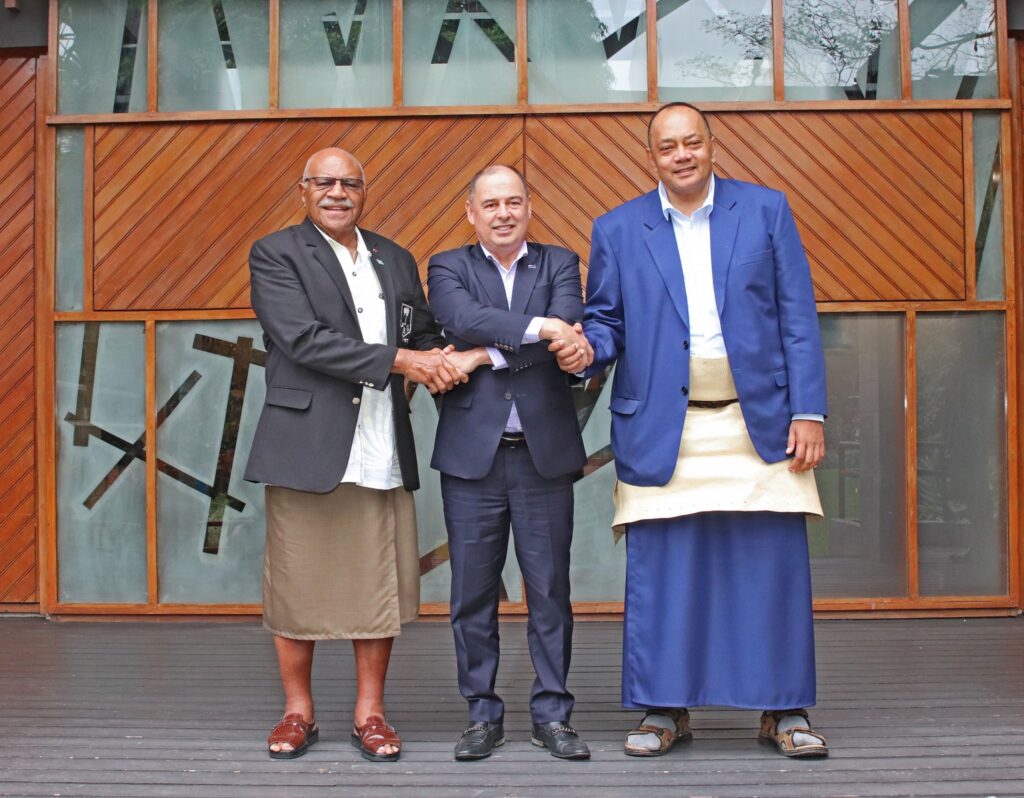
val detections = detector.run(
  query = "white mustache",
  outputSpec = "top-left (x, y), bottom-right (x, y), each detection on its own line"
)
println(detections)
top-left (318, 199), bottom-right (355, 210)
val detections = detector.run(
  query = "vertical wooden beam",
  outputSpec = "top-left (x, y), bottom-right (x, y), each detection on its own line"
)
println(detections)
top-left (771, 0), bottom-right (785, 101)
top-left (392, 0), bottom-right (403, 107)
top-left (963, 113), bottom-right (976, 301)
top-left (35, 57), bottom-right (57, 614)
top-left (996, 0), bottom-right (1010, 100)
top-left (147, 0), bottom-right (158, 112)
top-left (47, 0), bottom-right (57, 114)
top-left (897, 0), bottom-right (912, 99)
top-left (145, 320), bottom-right (158, 606)
top-left (82, 126), bottom-right (94, 312)
top-left (1010, 39), bottom-right (1024, 610)
top-left (516, 0), bottom-right (527, 105)
top-left (646, 0), bottom-right (657, 104)
top-left (905, 310), bottom-right (919, 599)
top-left (268, 0), bottom-right (280, 110)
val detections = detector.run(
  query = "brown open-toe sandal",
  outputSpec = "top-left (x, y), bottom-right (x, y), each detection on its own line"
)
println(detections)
top-left (624, 708), bottom-right (693, 757)
top-left (759, 709), bottom-right (829, 758)
top-left (267, 713), bottom-right (319, 760)
top-left (351, 715), bottom-right (401, 762)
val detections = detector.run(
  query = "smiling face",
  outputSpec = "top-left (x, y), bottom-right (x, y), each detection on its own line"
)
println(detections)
top-left (647, 105), bottom-right (716, 214)
top-left (299, 149), bottom-right (365, 246)
top-left (466, 167), bottom-right (531, 266)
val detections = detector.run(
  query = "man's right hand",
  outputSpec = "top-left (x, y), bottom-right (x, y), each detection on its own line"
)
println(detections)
top-left (547, 322), bottom-right (594, 373)
top-left (391, 348), bottom-right (466, 394)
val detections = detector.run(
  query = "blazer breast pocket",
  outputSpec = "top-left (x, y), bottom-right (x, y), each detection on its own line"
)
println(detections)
top-left (733, 248), bottom-right (774, 268)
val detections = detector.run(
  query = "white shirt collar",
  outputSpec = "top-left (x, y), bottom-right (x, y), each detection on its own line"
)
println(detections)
top-left (480, 240), bottom-right (529, 271)
top-left (659, 173), bottom-right (716, 221)
top-left (312, 223), bottom-right (370, 262)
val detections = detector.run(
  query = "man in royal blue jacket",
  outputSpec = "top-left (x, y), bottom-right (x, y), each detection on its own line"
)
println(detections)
top-left (427, 165), bottom-right (591, 761)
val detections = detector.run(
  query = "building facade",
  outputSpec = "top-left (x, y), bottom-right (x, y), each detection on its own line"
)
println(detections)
top-left (0, 0), bottom-right (1022, 617)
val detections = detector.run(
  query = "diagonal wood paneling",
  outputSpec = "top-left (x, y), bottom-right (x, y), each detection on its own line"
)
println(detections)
top-left (0, 57), bottom-right (37, 607)
top-left (92, 117), bottom-right (524, 309)
top-left (527, 111), bottom-right (965, 301)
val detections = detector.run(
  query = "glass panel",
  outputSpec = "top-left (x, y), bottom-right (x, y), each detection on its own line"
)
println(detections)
top-left (808, 314), bottom-right (907, 598)
top-left (784, 0), bottom-right (900, 100)
top-left (973, 112), bottom-right (1004, 300)
top-left (55, 128), bottom-right (85, 313)
top-left (910, 0), bottom-right (996, 99)
top-left (411, 388), bottom-right (524, 604)
top-left (56, 323), bottom-right (147, 603)
top-left (279, 0), bottom-right (393, 108)
top-left (158, 0), bottom-right (270, 111)
top-left (403, 0), bottom-right (517, 107)
top-left (155, 321), bottom-right (268, 604)
top-left (658, 0), bottom-right (773, 102)
top-left (917, 312), bottom-right (1007, 596)
top-left (569, 368), bottom-right (624, 602)
top-left (528, 0), bottom-right (647, 104)
top-left (57, 0), bottom-right (148, 114)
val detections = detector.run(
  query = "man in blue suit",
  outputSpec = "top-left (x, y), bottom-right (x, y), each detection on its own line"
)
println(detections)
top-left (563, 103), bottom-right (830, 758)
top-left (428, 165), bottom-right (592, 761)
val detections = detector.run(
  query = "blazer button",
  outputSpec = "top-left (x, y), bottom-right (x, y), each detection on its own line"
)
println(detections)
top-left (681, 386), bottom-right (688, 395)
top-left (352, 397), bottom-right (361, 405)
top-left (683, 340), bottom-right (689, 349)
top-left (504, 392), bottom-right (512, 401)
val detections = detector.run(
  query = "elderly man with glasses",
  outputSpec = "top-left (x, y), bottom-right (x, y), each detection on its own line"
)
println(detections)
top-left (245, 147), bottom-right (463, 763)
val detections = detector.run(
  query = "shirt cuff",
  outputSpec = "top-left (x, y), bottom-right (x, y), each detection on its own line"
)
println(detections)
top-left (487, 347), bottom-right (508, 370)
top-left (792, 414), bottom-right (824, 423)
top-left (522, 317), bottom-right (544, 344)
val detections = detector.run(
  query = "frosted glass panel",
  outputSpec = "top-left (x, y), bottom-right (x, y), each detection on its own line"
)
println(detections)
top-left (279, 0), bottom-right (393, 108)
top-left (158, 0), bottom-right (269, 111)
top-left (784, 0), bottom-right (900, 100)
top-left (403, 0), bottom-right (517, 107)
top-left (809, 315), bottom-right (907, 598)
top-left (155, 321), bottom-right (268, 604)
top-left (57, 0), bottom-right (148, 114)
top-left (56, 323), bottom-right (147, 603)
top-left (910, 0), bottom-right (996, 99)
top-left (917, 313), bottom-right (1007, 596)
top-left (659, 0), bottom-right (773, 102)
top-left (973, 112), bottom-right (1004, 300)
top-left (56, 128), bottom-right (85, 313)
top-left (528, 0), bottom-right (647, 104)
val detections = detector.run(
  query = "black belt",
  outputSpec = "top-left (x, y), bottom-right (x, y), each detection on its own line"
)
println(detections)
top-left (689, 398), bottom-right (739, 409)
top-left (498, 432), bottom-right (527, 448)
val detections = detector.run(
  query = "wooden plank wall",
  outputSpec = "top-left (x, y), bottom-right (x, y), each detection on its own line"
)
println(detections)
top-left (0, 56), bottom-right (37, 609)
top-left (89, 111), bottom-right (965, 310)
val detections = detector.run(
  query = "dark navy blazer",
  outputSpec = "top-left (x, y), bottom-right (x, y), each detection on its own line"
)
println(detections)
top-left (427, 242), bottom-right (587, 481)
top-left (583, 177), bottom-right (827, 487)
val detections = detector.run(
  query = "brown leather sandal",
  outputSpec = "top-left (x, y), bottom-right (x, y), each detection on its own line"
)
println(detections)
top-left (759, 709), bottom-right (829, 758)
top-left (267, 713), bottom-right (319, 760)
top-left (624, 708), bottom-right (693, 757)
top-left (351, 715), bottom-right (401, 762)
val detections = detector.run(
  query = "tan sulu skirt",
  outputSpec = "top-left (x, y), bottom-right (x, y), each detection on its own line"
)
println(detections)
top-left (612, 356), bottom-right (823, 541)
top-left (263, 482), bottom-right (420, 639)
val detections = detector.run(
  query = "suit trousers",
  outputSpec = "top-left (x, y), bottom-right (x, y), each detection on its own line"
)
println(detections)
top-left (441, 445), bottom-right (576, 724)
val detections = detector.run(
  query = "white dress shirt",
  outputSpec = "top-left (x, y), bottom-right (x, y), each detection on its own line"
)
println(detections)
top-left (315, 225), bottom-right (403, 489)
top-left (658, 178), bottom-right (822, 424)
top-left (479, 241), bottom-right (544, 434)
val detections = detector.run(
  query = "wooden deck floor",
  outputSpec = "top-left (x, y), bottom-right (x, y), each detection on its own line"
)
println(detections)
top-left (0, 617), bottom-right (1023, 797)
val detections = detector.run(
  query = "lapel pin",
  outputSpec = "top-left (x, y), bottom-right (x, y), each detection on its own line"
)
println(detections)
top-left (527, 263), bottom-right (536, 269)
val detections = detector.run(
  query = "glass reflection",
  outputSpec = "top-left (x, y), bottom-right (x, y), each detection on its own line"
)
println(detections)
top-left (279, 0), bottom-right (393, 108)
top-left (403, 0), bottom-right (517, 107)
top-left (528, 0), bottom-right (647, 104)
top-left (910, 0), bottom-right (996, 99)
top-left (158, 0), bottom-right (269, 111)
top-left (808, 314), bottom-right (907, 598)
top-left (57, 0), bottom-right (148, 114)
top-left (659, 0), bottom-right (773, 102)
top-left (56, 128), bottom-right (85, 313)
top-left (973, 112), bottom-right (1004, 300)
top-left (155, 321), bottom-right (268, 604)
top-left (784, 0), bottom-right (900, 99)
top-left (56, 323), bottom-right (147, 603)
top-left (917, 312), bottom-right (1007, 596)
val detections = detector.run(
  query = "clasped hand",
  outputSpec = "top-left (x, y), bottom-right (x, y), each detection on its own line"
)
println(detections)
top-left (544, 320), bottom-right (594, 374)
top-left (394, 346), bottom-right (487, 395)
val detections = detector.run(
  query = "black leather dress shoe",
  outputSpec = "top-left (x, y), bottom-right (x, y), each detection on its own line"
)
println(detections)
top-left (531, 721), bottom-right (591, 760)
top-left (454, 722), bottom-right (505, 761)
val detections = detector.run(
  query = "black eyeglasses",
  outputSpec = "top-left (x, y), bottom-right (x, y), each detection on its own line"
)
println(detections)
top-left (302, 176), bottom-right (365, 191)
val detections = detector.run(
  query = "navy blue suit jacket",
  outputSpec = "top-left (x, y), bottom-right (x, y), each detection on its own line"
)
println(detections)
top-left (428, 242), bottom-right (587, 481)
top-left (583, 177), bottom-right (827, 487)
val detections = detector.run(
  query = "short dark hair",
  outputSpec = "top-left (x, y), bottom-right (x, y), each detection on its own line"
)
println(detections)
top-left (467, 164), bottom-right (530, 202)
top-left (647, 102), bottom-right (713, 148)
